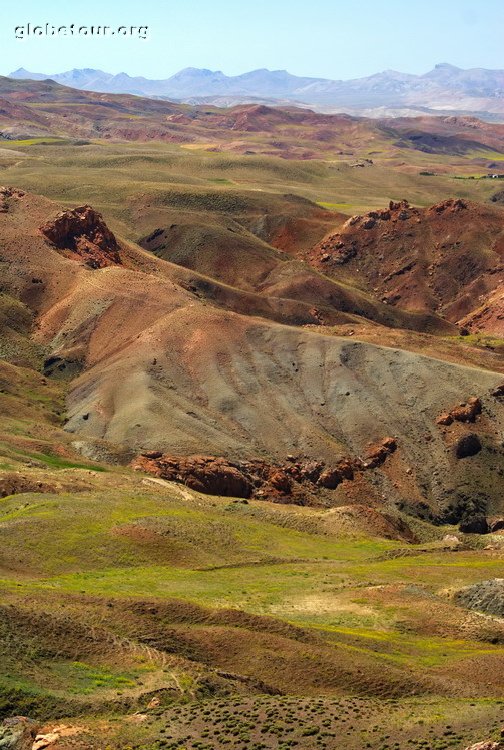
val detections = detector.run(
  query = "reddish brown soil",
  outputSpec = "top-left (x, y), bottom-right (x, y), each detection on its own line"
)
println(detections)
top-left (309, 198), bottom-right (504, 333)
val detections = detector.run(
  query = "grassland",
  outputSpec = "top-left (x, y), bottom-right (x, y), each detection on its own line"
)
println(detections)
top-left (0, 354), bottom-right (502, 729)
top-left (0, 139), bottom-right (502, 242)
top-left (0, 470), bottom-right (503, 747)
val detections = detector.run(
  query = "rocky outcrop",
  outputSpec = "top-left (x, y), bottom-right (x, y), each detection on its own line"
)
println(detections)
top-left (132, 438), bottom-right (398, 503)
top-left (318, 459), bottom-right (355, 489)
top-left (362, 437), bottom-right (397, 469)
top-left (456, 579), bottom-right (504, 618)
top-left (309, 197), bottom-right (503, 333)
top-left (0, 717), bottom-right (39, 750)
top-left (459, 514), bottom-right (489, 534)
top-left (132, 454), bottom-right (253, 498)
top-left (315, 201), bottom-right (420, 265)
top-left (40, 205), bottom-right (121, 269)
top-left (436, 397), bottom-right (482, 426)
top-left (464, 742), bottom-right (504, 750)
top-left (428, 197), bottom-right (468, 214)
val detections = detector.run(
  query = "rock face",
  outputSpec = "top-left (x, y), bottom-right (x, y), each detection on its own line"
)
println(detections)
top-left (40, 205), bottom-right (121, 269)
top-left (455, 433), bottom-right (482, 459)
top-left (132, 439), bottom-right (398, 503)
top-left (464, 743), bottom-right (504, 750)
top-left (0, 717), bottom-right (40, 750)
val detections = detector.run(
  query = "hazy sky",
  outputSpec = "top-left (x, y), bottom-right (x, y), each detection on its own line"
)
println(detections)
top-left (1, 0), bottom-right (503, 80)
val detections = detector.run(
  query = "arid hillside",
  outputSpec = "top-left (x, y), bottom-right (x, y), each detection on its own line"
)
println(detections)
top-left (1, 185), bottom-right (503, 527)
top-left (309, 198), bottom-right (504, 331)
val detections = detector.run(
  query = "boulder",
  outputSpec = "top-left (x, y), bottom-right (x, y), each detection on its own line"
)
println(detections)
top-left (362, 217), bottom-right (376, 230)
top-left (318, 458), bottom-right (355, 488)
top-left (318, 467), bottom-right (343, 489)
top-left (455, 433), bottom-right (482, 459)
top-left (450, 397), bottom-right (482, 423)
top-left (389, 199), bottom-right (410, 211)
top-left (364, 436), bottom-right (397, 468)
top-left (268, 470), bottom-right (292, 494)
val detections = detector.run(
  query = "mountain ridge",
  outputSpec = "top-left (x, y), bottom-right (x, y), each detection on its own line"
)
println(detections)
top-left (8, 64), bottom-right (504, 120)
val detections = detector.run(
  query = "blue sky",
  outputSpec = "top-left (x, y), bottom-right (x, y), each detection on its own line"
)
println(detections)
top-left (1, 0), bottom-right (503, 79)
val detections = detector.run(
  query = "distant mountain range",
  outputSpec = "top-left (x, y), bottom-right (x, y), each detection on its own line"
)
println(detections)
top-left (9, 64), bottom-right (504, 120)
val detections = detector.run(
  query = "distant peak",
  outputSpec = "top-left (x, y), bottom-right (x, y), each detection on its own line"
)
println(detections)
top-left (434, 63), bottom-right (461, 71)
top-left (176, 67), bottom-right (222, 75)
top-left (67, 68), bottom-right (108, 76)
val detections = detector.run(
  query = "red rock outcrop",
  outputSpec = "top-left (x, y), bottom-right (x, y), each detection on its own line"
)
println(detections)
top-left (132, 439), bottom-right (398, 503)
top-left (428, 197), bottom-right (468, 214)
top-left (436, 397), bottom-right (482, 426)
top-left (132, 454), bottom-right (252, 498)
top-left (363, 437), bottom-right (398, 469)
top-left (40, 205), bottom-right (121, 269)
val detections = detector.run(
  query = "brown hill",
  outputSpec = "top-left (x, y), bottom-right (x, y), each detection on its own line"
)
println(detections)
top-left (138, 214), bottom-right (448, 332)
top-left (1, 185), bottom-right (503, 524)
top-left (309, 198), bottom-right (504, 332)
top-left (381, 115), bottom-right (504, 155)
top-left (1, 77), bottom-right (504, 159)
